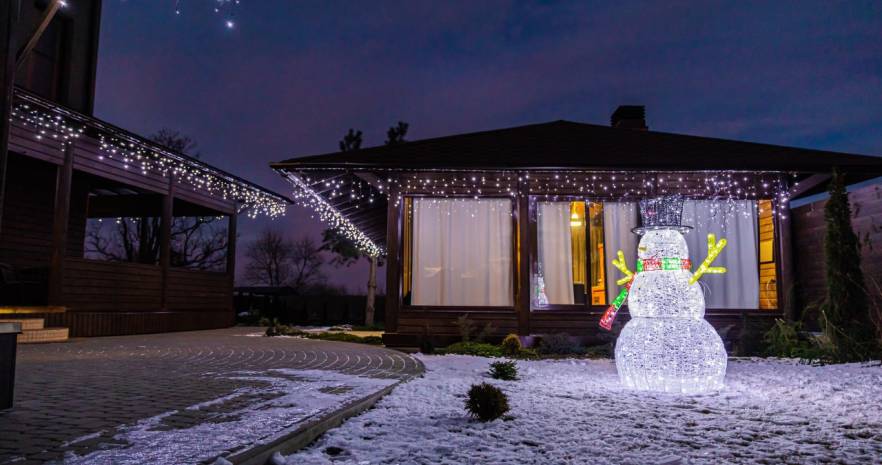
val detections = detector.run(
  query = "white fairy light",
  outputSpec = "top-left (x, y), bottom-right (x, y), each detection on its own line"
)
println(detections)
top-left (11, 97), bottom-right (287, 218)
top-left (613, 208), bottom-right (728, 394)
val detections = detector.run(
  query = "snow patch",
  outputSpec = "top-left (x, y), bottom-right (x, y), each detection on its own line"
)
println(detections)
top-left (60, 369), bottom-right (396, 465)
top-left (284, 355), bottom-right (882, 464)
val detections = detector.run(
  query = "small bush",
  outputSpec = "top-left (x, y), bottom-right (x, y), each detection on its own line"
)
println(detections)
top-left (455, 315), bottom-right (495, 342)
top-left (455, 315), bottom-right (477, 342)
top-left (537, 333), bottom-right (585, 355)
top-left (441, 342), bottom-right (502, 357)
top-left (419, 338), bottom-right (435, 354)
top-left (305, 332), bottom-right (383, 345)
top-left (489, 360), bottom-right (518, 380)
top-left (764, 319), bottom-right (830, 362)
top-left (465, 383), bottom-right (510, 422)
top-left (500, 334), bottom-right (522, 356)
top-left (265, 324), bottom-right (305, 337)
top-left (258, 317), bottom-right (272, 327)
top-left (583, 343), bottom-right (613, 359)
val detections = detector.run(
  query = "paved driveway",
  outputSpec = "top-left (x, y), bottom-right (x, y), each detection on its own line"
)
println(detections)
top-left (0, 327), bottom-right (422, 464)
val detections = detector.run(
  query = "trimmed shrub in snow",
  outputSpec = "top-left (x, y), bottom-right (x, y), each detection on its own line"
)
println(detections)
top-left (537, 333), bottom-right (585, 355)
top-left (489, 360), bottom-right (518, 380)
top-left (500, 334), bottom-right (522, 356)
top-left (442, 342), bottom-right (502, 357)
top-left (465, 383), bottom-right (509, 422)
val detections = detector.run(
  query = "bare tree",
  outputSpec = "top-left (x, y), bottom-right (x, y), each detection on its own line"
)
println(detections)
top-left (244, 230), bottom-right (326, 292)
top-left (244, 229), bottom-right (295, 287)
top-left (85, 217), bottom-right (228, 270)
top-left (151, 128), bottom-right (200, 158)
top-left (289, 237), bottom-right (326, 291)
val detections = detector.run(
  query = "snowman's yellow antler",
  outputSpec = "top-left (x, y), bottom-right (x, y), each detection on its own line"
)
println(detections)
top-left (611, 250), bottom-right (634, 286)
top-left (689, 233), bottom-right (727, 285)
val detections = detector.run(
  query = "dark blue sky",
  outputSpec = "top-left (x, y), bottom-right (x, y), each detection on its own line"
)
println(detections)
top-left (94, 0), bottom-right (882, 291)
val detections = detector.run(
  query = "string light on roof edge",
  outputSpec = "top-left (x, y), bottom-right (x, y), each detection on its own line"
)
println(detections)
top-left (11, 101), bottom-right (287, 219)
top-left (284, 172), bottom-right (383, 258)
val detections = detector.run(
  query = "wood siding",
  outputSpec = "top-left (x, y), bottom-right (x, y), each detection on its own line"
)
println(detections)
top-left (792, 183), bottom-right (882, 320)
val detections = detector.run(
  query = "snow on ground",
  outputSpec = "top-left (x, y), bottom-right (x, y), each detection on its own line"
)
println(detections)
top-left (286, 356), bottom-right (882, 465)
top-left (59, 369), bottom-right (396, 465)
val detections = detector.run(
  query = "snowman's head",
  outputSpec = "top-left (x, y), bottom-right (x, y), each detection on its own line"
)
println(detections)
top-left (637, 229), bottom-right (689, 260)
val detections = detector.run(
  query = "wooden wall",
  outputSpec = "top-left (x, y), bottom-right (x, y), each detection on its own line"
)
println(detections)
top-left (791, 183), bottom-right (882, 320)
top-left (0, 155), bottom-right (55, 269)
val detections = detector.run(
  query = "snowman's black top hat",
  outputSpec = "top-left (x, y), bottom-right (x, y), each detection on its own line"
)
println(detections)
top-left (632, 195), bottom-right (692, 235)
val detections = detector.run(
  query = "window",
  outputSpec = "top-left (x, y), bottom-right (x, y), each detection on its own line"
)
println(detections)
top-left (757, 199), bottom-right (778, 309)
top-left (407, 198), bottom-right (513, 307)
top-left (533, 200), bottom-right (606, 308)
top-left (536, 199), bottom-right (771, 310)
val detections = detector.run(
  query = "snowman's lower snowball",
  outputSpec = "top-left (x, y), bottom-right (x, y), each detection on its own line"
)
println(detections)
top-left (615, 317), bottom-right (727, 394)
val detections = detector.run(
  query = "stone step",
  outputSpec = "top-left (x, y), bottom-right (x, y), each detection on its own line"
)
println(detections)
top-left (0, 318), bottom-right (45, 331)
top-left (18, 327), bottom-right (69, 344)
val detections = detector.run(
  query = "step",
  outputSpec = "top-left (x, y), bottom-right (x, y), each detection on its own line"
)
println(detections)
top-left (0, 306), bottom-right (66, 315)
top-left (0, 318), bottom-right (45, 331)
top-left (18, 327), bottom-right (69, 344)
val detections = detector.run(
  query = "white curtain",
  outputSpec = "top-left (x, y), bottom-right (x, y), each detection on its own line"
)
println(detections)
top-left (538, 202), bottom-right (574, 304)
top-left (682, 200), bottom-right (759, 309)
top-left (411, 198), bottom-right (513, 306)
top-left (603, 202), bottom-right (639, 303)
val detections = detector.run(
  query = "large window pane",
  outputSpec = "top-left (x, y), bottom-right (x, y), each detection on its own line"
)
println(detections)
top-left (535, 201), bottom-right (587, 306)
top-left (603, 200), bottom-right (761, 309)
top-left (411, 198), bottom-right (513, 306)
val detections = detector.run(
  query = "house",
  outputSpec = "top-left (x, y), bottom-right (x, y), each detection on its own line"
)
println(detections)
top-left (0, 0), bottom-right (289, 340)
top-left (272, 106), bottom-right (882, 348)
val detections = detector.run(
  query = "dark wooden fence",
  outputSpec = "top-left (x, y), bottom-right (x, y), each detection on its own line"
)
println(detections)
top-left (234, 291), bottom-right (385, 326)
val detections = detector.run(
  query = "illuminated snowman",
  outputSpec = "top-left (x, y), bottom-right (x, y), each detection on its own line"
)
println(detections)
top-left (599, 196), bottom-right (728, 394)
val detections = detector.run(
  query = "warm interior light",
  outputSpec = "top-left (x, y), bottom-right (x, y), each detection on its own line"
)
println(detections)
top-left (570, 211), bottom-right (582, 227)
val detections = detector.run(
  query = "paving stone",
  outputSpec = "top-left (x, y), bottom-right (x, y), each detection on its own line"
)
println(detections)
top-left (0, 326), bottom-right (420, 464)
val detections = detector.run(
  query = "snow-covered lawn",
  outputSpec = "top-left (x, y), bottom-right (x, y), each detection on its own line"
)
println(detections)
top-left (285, 355), bottom-right (882, 465)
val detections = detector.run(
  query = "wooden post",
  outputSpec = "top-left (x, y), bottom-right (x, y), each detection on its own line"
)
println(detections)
top-left (365, 255), bottom-right (377, 325)
top-left (777, 202), bottom-right (796, 321)
top-left (48, 142), bottom-right (74, 305)
top-left (159, 177), bottom-right (174, 310)
top-left (516, 175), bottom-right (531, 335)
top-left (15, 0), bottom-right (61, 70)
top-left (226, 209), bottom-right (237, 319)
top-left (384, 192), bottom-right (401, 333)
top-left (0, 0), bottom-right (19, 235)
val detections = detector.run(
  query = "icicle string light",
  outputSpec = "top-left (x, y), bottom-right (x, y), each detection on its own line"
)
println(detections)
top-left (11, 95), bottom-right (287, 218)
top-left (285, 172), bottom-right (382, 257)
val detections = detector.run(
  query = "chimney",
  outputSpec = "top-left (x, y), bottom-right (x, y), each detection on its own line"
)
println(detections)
top-left (611, 105), bottom-right (647, 130)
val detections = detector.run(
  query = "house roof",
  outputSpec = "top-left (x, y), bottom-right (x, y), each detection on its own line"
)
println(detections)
top-left (272, 120), bottom-right (882, 174)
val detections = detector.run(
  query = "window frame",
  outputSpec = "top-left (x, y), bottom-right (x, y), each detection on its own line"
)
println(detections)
top-left (400, 194), bottom-right (518, 311)
top-left (528, 195), bottom-right (608, 313)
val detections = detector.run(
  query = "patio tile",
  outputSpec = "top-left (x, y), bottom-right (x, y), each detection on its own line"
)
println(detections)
top-left (0, 327), bottom-right (420, 464)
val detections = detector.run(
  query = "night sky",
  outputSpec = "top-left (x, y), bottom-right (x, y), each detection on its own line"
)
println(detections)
top-left (94, 1), bottom-right (882, 292)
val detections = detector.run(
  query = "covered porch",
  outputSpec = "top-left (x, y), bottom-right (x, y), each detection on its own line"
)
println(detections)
top-left (0, 89), bottom-right (288, 337)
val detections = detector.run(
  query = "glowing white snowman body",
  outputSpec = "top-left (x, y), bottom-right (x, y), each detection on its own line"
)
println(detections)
top-left (615, 229), bottom-right (727, 394)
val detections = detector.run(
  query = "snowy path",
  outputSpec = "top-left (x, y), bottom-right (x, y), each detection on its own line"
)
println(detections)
top-left (285, 356), bottom-right (882, 465)
top-left (58, 369), bottom-right (397, 465)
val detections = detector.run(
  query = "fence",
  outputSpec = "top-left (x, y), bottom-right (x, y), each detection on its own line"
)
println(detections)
top-left (234, 290), bottom-right (385, 326)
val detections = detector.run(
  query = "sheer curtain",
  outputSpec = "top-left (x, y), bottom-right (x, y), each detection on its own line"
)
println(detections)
top-left (411, 198), bottom-right (513, 306)
top-left (538, 202), bottom-right (574, 304)
top-left (603, 202), bottom-right (639, 303)
top-left (682, 200), bottom-right (759, 309)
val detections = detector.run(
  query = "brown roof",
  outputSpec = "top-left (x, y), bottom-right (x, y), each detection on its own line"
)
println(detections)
top-left (272, 120), bottom-right (882, 173)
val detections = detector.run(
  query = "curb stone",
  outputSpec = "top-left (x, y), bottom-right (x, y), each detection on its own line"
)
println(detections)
top-left (223, 353), bottom-right (425, 465)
